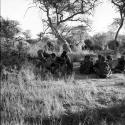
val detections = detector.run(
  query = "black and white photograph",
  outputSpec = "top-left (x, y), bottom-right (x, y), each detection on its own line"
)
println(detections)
top-left (0, 0), bottom-right (125, 125)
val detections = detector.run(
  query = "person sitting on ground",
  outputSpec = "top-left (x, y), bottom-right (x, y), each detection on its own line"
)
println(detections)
top-left (37, 49), bottom-right (46, 63)
top-left (60, 51), bottom-right (73, 74)
top-left (106, 55), bottom-right (113, 70)
top-left (114, 55), bottom-right (125, 73)
top-left (45, 54), bottom-right (53, 70)
top-left (50, 53), bottom-right (65, 74)
top-left (61, 51), bottom-right (69, 61)
top-left (49, 53), bottom-right (57, 73)
top-left (43, 51), bottom-right (50, 59)
top-left (94, 55), bottom-right (102, 69)
top-left (51, 53), bottom-right (56, 63)
top-left (37, 49), bottom-right (47, 69)
top-left (94, 56), bottom-right (112, 78)
top-left (80, 55), bottom-right (94, 74)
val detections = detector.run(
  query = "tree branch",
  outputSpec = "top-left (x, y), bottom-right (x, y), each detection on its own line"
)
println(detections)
top-left (43, 25), bottom-right (50, 34)
top-left (58, 6), bottom-right (94, 25)
top-left (24, 6), bottom-right (37, 18)
top-left (112, 0), bottom-right (121, 7)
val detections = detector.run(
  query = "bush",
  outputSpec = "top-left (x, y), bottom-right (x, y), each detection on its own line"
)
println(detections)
top-left (108, 40), bottom-right (119, 50)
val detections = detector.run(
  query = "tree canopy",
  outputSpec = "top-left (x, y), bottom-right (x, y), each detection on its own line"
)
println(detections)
top-left (0, 16), bottom-right (20, 39)
top-left (33, 0), bottom-right (99, 52)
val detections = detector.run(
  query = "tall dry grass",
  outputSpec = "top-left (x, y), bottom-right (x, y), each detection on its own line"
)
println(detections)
top-left (1, 62), bottom-right (125, 125)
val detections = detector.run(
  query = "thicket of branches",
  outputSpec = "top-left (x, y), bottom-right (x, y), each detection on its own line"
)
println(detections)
top-left (32, 0), bottom-right (99, 52)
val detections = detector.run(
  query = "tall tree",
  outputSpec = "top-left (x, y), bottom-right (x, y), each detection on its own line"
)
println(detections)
top-left (33, 0), bottom-right (98, 52)
top-left (111, 0), bottom-right (125, 41)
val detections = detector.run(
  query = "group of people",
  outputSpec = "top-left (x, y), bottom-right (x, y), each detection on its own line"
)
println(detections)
top-left (37, 50), bottom-right (73, 75)
top-left (80, 54), bottom-right (125, 78)
top-left (37, 49), bottom-right (125, 78)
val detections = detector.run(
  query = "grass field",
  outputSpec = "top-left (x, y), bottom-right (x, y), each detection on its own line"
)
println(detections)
top-left (1, 63), bottom-right (125, 125)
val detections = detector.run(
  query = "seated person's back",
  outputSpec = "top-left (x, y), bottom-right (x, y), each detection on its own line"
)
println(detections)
top-left (80, 55), bottom-right (94, 74)
top-left (114, 55), bottom-right (125, 73)
top-left (94, 55), bottom-right (112, 78)
top-left (106, 55), bottom-right (113, 69)
top-left (37, 49), bottom-right (46, 63)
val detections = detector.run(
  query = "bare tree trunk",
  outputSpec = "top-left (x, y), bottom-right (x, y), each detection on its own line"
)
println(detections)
top-left (49, 20), bottom-right (71, 52)
top-left (114, 11), bottom-right (124, 54)
top-left (115, 17), bottom-right (124, 41)
top-left (46, 7), bottom-right (71, 52)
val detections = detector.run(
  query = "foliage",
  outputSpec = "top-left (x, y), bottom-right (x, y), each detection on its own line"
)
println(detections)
top-left (92, 33), bottom-right (108, 50)
top-left (84, 39), bottom-right (93, 49)
top-left (108, 40), bottom-right (120, 50)
top-left (0, 16), bottom-right (20, 39)
top-left (107, 33), bottom-right (125, 50)
top-left (33, 0), bottom-right (99, 52)
top-left (22, 30), bottom-right (31, 40)
top-left (34, 0), bottom-right (98, 25)
top-left (36, 35), bottom-right (58, 51)
top-left (37, 32), bottom-right (44, 40)
top-left (90, 32), bottom-right (125, 51)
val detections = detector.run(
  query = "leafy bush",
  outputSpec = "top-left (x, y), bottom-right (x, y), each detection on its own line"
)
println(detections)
top-left (108, 40), bottom-right (119, 50)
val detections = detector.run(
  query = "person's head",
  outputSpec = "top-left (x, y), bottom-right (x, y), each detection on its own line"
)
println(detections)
top-left (61, 51), bottom-right (67, 58)
top-left (37, 49), bottom-right (43, 57)
top-left (107, 55), bottom-right (112, 60)
top-left (38, 49), bottom-right (43, 54)
top-left (62, 51), bottom-right (67, 55)
top-left (121, 55), bottom-right (125, 60)
top-left (90, 56), bottom-right (93, 61)
top-left (84, 55), bottom-right (90, 60)
top-left (51, 53), bottom-right (56, 58)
